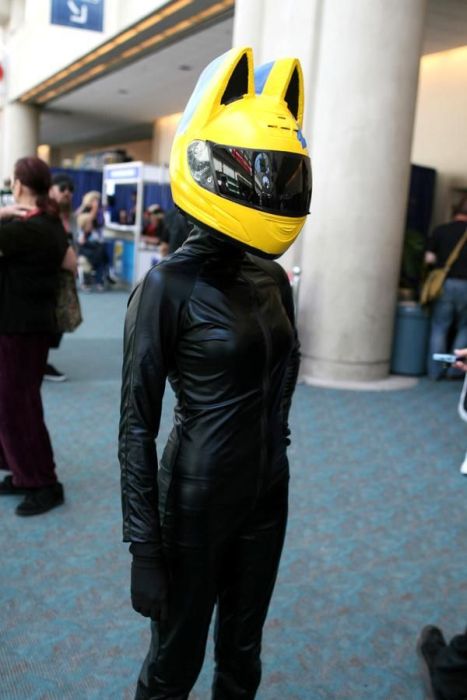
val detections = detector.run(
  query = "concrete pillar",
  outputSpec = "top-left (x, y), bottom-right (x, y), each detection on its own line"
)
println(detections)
top-left (233, 0), bottom-right (322, 273)
top-left (232, 0), bottom-right (265, 58)
top-left (299, 0), bottom-right (427, 382)
top-left (0, 0), bottom-right (9, 25)
top-left (1, 101), bottom-right (39, 181)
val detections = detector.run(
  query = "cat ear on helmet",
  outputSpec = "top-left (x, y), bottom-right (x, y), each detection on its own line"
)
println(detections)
top-left (219, 48), bottom-right (254, 105)
top-left (255, 58), bottom-right (304, 128)
top-left (177, 47), bottom-right (254, 134)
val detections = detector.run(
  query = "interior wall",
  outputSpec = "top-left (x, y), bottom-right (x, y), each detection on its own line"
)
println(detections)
top-left (6, 0), bottom-right (169, 100)
top-left (151, 113), bottom-right (182, 166)
top-left (51, 139), bottom-right (153, 168)
top-left (50, 110), bottom-right (183, 170)
top-left (411, 45), bottom-right (467, 227)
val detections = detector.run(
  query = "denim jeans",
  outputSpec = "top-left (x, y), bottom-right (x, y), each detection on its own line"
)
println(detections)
top-left (427, 278), bottom-right (467, 379)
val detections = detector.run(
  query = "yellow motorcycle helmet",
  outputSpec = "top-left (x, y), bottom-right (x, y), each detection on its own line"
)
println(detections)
top-left (170, 46), bottom-right (311, 258)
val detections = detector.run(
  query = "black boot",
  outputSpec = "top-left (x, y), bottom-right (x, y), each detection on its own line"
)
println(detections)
top-left (416, 625), bottom-right (447, 700)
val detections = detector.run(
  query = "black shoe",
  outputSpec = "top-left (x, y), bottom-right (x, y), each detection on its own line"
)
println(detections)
top-left (44, 364), bottom-right (67, 382)
top-left (416, 625), bottom-right (447, 700)
top-left (16, 482), bottom-right (64, 516)
top-left (0, 475), bottom-right (33, 495)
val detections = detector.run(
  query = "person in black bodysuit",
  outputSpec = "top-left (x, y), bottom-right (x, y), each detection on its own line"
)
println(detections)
top-left (118, 47), bottom-right (312, 700)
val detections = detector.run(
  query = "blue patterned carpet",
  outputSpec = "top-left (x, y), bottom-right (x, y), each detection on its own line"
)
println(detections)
top-left (1, 291), bottom-right (467, 700)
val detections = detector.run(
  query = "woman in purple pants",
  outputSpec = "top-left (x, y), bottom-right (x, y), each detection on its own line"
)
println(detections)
top-left (0, 156), bottom-right (75, 516)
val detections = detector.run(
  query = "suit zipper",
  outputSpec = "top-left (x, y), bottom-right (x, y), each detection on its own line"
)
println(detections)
top-left (242, 274), bottom-right (271, 496)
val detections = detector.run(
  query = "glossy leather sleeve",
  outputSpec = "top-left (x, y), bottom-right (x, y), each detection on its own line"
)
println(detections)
top-left (119, 268), bottom-right (180, 545)
top-left (277, 266), bottom-right (301, 442)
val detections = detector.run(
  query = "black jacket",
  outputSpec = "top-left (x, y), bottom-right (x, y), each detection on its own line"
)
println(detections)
top-left (426, 220), bottom-right (467, 280)
top-left (0, 213), bottom-right (68, 334)
top-left (119, 226), bottom-right (300, 547)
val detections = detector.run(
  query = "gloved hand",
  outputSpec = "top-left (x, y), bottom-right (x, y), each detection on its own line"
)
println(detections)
top-left (131, 554), bottom-right (169, 623)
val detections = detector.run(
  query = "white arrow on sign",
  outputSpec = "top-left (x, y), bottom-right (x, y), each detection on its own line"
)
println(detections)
top-left (67, 0), bottom-right (89, 24)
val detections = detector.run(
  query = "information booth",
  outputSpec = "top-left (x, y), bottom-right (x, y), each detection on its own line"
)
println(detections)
top-left (102, 161), bottom-right (173, 286)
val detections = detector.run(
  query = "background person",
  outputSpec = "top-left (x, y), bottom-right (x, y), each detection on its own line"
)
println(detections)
top-left (77, 191), bottom-right (112, 291)
top-left (425, 196), bottom-right (467, 379)
top-left (142, 204), bottom-right (165, 239)
top-left (45, 172), bottom-right (79, 382)
top-left (0, 157), bottom-right (73, 516)
top-left (119, 48), bottom-right (311, 699)
top-left (142, 203), bottom-right (170, 258)
top-left (0, 177), bottom-right (14, 206)
top-left (118, 208), bottom-right (128, 225)
top-left (128, 190), bottom-right (137, 225)
top-left (50, 172), bottom-right (78, 245)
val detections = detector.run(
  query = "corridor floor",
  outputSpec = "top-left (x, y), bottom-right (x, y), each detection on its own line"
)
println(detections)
top-left (1, 291), bottom-right (466, 699)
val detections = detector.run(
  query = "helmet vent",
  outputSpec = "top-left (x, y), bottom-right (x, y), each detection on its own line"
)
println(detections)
top-left (221, 53), bottom-right (249, 106)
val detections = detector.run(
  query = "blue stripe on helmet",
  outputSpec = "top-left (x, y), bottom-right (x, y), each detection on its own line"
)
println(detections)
top-left (254, 61), bottom-right (274, 94)
top-left (176, 52), bottom-right (227, 136)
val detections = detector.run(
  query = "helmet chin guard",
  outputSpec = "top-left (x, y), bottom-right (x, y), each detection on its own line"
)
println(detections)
top-left (170, 47), bottom-right (312, 259)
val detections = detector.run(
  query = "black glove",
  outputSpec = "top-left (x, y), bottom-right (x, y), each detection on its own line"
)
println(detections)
top-left (130, 553), bottom-right (169, 623)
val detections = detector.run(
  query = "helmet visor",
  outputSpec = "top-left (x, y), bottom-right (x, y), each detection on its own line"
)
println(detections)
top-left (188, 140), bottom-right (312, 217)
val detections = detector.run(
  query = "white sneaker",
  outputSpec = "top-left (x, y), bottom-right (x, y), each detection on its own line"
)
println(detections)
top-left (460, 453), bottom-right (467, 475)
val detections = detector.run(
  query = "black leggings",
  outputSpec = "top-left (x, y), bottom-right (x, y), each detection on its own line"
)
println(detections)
top-left (135, 475), bottom-right (288, 700)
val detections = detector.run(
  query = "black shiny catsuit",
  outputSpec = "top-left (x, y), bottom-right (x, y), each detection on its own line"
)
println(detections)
top-left (119, 225), bottom-right (300, 699)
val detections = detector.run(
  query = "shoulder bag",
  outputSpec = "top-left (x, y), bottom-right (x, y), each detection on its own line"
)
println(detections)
top-left (56, 269), bottom-right (83, 333)
top-left (420, 227), bottom-right (467, 306)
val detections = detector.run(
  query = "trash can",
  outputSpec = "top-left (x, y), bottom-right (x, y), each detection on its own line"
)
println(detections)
top-left (390, 301), bottom-right (430, 376)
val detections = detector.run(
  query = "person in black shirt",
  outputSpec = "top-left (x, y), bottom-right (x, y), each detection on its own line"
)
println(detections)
top-left (0, 157), bottom-right (75, 516)
top-left (164, 207), bottom-right (190, 254)
top-left (45, 172), bottom-right (78, 382)
top-left (425, 196), bottom-right (467, 379)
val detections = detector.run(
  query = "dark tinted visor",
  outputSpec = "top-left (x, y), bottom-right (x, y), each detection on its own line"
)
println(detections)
top-left (211, 144), bottom-right (311, 216)
top-left (188, 140), bottom-right (312, 217)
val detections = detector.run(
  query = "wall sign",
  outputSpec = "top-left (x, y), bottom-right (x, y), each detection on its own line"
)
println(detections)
top-left (51, 0), bottom-right (104, 32)
top-left (105, 165), bottom-right (142, 181)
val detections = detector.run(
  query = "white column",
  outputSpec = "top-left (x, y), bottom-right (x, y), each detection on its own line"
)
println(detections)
top-left (0, 0), bottom-right (9, 25)
top-left (298, 0), bottom-right (427, 382)
top-left (232, 0), bottom-right (322, 273)
top-left (234, 0), bottom-right (427, 382)
top-left (232, 0), bottom-right (265, 58)
top-left (1, 101), bottom-right (39, 181)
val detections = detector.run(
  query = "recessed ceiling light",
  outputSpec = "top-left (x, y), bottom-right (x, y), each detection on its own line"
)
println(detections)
top-left (178, 64), bottom-right (192, 71)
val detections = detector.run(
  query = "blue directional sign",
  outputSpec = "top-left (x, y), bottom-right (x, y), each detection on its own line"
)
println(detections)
top-left (51, 0), bottom-right (104, 32)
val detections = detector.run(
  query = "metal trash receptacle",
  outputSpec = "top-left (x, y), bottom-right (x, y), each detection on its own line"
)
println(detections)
top-left (390, 302), bottom-right (430, 376)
